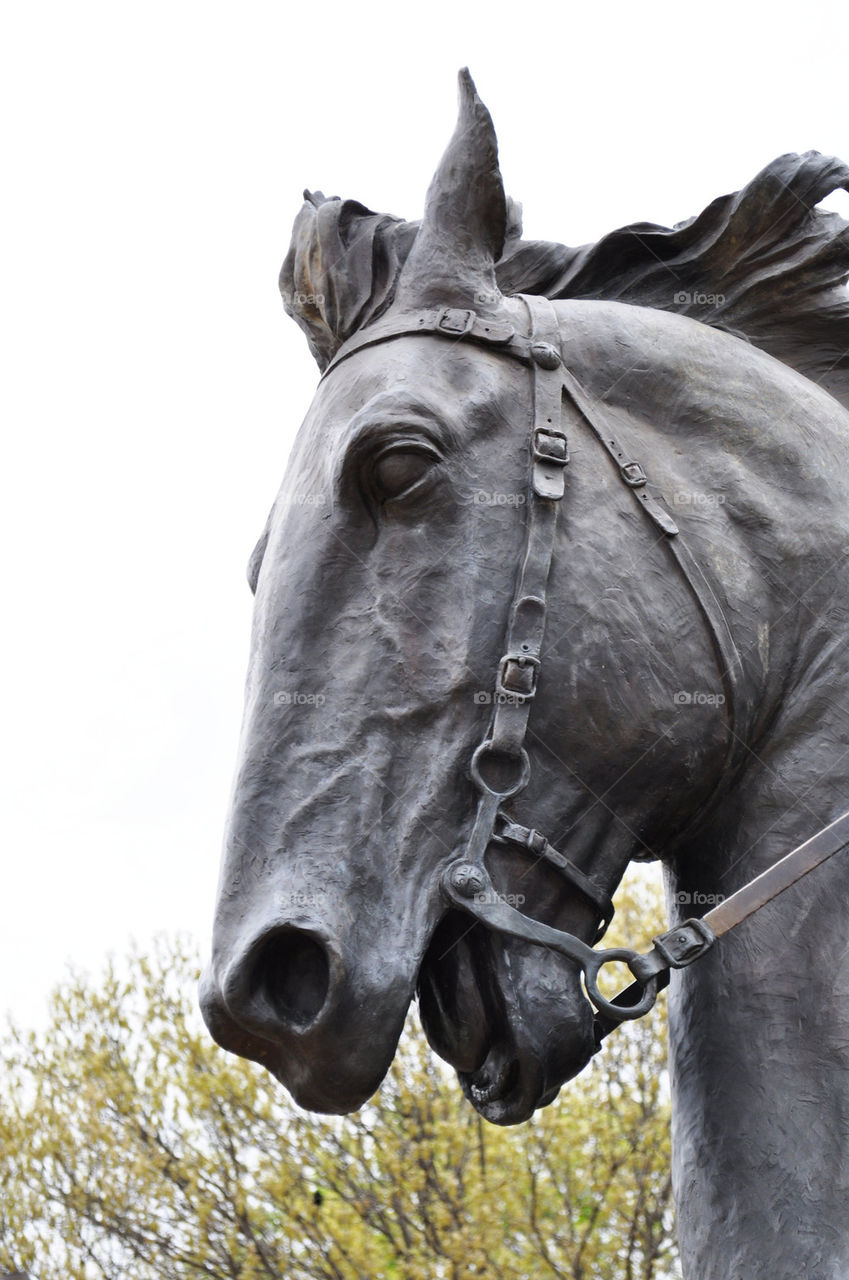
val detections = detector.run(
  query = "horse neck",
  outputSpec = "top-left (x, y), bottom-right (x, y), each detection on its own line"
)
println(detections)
top-left (659, 422), bottom-right (849, 1280)
top-left (666, 686), bottom-right (849, 1279)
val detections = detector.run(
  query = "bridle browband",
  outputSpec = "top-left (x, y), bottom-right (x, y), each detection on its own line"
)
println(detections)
top-left (322, 296), bottom-right (849, 1038)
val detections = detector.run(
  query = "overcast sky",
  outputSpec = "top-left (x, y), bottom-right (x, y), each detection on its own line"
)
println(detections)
top-left (2, 0), bottom-right (848, 1026)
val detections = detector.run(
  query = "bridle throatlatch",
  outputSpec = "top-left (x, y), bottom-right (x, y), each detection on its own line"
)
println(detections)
top-left (325, 294), bottom-right (849, 1041)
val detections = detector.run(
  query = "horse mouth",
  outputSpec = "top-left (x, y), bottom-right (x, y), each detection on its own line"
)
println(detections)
top-left (418, 909), bottom-right (595, 1125)
top-left (462, 1044), bottom-right (518, 1106)
top-left (458, 1043), bottom-right (567, 1125)
top-left (459, 1042), bottom-right (539, 1124)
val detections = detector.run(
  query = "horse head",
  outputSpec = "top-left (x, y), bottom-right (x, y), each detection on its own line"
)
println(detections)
top-left (199, 71), bottom-right (848, 1130)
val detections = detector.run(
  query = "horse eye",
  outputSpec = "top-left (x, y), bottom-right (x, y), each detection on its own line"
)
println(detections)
top-left (372, 444), bottom-right (439, 502)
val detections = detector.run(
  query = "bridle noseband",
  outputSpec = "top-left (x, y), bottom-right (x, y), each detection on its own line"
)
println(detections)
top-left (322, 295), bottom-right (849, 1039)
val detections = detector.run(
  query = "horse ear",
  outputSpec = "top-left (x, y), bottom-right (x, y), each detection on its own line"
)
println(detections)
top-left (394, 69), bottom-right (507, 313)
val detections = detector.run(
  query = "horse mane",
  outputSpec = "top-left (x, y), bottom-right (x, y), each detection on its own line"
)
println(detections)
top-left (280, 152), bottom-right (849, 414)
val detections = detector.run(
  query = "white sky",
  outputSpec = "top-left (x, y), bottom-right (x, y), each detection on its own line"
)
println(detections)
top-left (2, 0), bottom-right (848, 1026)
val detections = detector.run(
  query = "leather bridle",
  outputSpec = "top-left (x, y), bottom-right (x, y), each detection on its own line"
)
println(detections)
top-left (322, 294), bottom-right (849, 1038)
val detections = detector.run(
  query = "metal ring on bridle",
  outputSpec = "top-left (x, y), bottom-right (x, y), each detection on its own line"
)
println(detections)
top-left (470, 740), bottom-right (532, 798)
top-left (582, 948), bottom-right (660, 1021)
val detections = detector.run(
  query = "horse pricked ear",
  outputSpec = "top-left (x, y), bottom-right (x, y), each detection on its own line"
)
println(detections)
top-left (437, 68), bottom-right (507, 261)
top-left (393, 69), bottom-right (507, 314)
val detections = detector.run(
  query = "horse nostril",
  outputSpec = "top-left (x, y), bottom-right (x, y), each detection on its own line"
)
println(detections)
top-left (250, 929), bottom-right (331, 1029)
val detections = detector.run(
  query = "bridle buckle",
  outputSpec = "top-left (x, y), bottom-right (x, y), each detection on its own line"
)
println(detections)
top-left (620, 460), bottom-right (647, 487)
top-left (496, 652), bottom-right (540, 700)
top-left (533, 426), bottom-right (569, 465)
top-left (436, 307), bottom-right (476, 337)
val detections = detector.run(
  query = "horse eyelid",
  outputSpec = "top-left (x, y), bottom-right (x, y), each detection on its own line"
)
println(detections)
top-left (369, 440), bottom-right (443, 505)
top-left (381, 467), bottom-right (440, 506)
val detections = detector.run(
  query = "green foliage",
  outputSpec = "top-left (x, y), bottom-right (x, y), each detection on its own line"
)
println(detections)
top-left (0, 872), bottom-right (679, 1279)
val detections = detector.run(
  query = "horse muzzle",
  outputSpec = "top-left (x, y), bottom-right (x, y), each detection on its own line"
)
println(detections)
top-left (199, 911), bottom-right (428, 1114)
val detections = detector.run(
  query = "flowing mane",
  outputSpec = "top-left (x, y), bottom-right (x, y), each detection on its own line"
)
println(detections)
top-left (281, 153), bottom-right (849, 412)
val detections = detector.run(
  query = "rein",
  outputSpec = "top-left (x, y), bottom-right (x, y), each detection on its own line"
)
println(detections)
top-left (324, 297), bottom-right (849, 1040)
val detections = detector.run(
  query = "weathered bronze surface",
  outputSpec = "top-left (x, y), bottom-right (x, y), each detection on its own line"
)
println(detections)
top-left (201, 71), bottom-right (849, 1278)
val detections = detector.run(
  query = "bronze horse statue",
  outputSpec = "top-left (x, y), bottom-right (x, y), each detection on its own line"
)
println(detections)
top-left (201, 72), bottom-right (849, 1277)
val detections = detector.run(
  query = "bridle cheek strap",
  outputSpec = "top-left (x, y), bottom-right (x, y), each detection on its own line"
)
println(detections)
top-left (439, 294), bottom-right (658, 1025)
top-left (468, 295), bottom-right (566, 798)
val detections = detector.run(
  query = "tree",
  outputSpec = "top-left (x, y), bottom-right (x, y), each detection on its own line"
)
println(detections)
top-left (0, 872), bottom-right (680, 1279)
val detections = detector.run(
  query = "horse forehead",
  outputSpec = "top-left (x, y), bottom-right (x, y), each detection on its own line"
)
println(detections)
top-left (308, 333), bottom-right (528, 435)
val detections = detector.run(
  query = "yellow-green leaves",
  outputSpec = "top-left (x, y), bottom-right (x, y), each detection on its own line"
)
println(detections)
top-left (0, 873), bottom-right (680, 1279)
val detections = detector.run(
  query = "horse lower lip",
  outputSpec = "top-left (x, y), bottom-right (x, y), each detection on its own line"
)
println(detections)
top-left (463, 1050), bottom-right (518, 1105)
